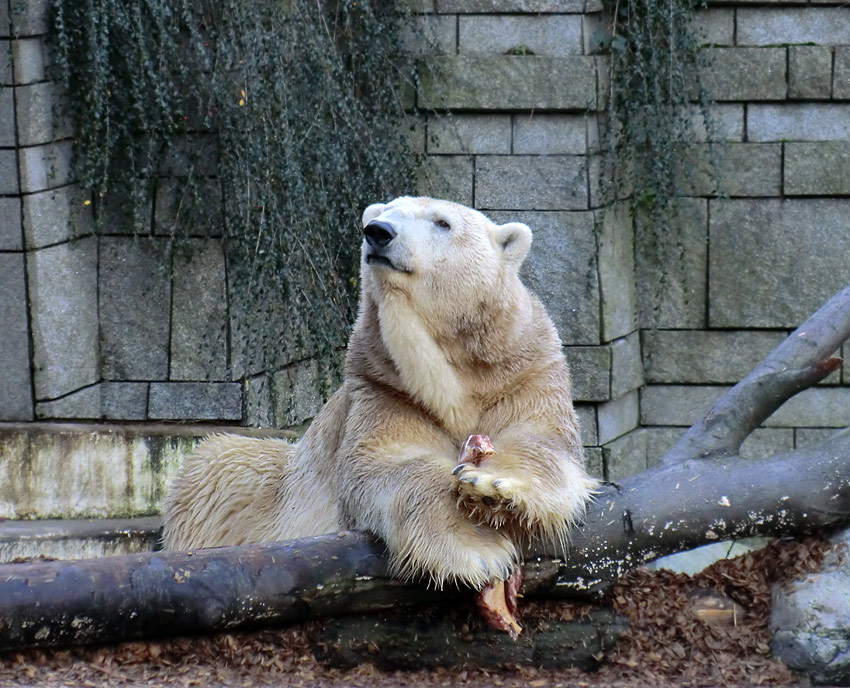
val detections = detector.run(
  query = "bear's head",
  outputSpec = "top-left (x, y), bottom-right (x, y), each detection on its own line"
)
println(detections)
top-left (360, 197), bottom-right (532, 324)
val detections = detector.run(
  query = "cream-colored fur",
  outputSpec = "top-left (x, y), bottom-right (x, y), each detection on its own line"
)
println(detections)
top-left (162, 197), bottom-right (597, 589)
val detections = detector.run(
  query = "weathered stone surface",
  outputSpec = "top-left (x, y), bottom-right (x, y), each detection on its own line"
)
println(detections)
top-left (0, 86), bottom-right (13, 146)
top-left (691, 8), bottom-right (734, 46)
top-left (597, 389), bottom-right (639, 445)
top-left (645, 426), bottom-right (684, 465)
top-left (748, 104), bottom-right (850, 142)
top-left (640, 385), bottom-right (726, 427)
top-left (476, 155), bottom-right (587, 210)
top-left (512, 114), bottom-right (589, 155)
top-left (11, 37), bottom-right (44, 84)
top-left (770, 527), bottom-right (850, 685)
top-left (0, 196), bottom-right (22, 250)
top-left (737, 7), bottom-right (850, 46)
top-left (427, 115), bottom-right (511, 154)
top-left (642, 330), bottom-right (787, 384)
top-left (18, 140), bottom-right (73, 193)
top-left (23, 186), bottom-right (93, 248)
top-left (153, 178), bottom-right (224, 237)
top-left (158, 134), bottom-right (218, 177)
top-left (436, 0), bottom-right (586, 12)
top-left (610, 331), bottom-right (643, 399)
top-left (170, 240), bottom-right (228, 381)
top-left (0, 6), bottom-right (8, 38)
top-left (740, 428), bottom-right (794, 459)
top-left (709, 199), bottom-right (850, 327)
top-left (100, 237), bottom-right (171, 380)
top-left (402, 14), bottom-right (456, 55)
top-left (101, 382), bottom-right (149, 421)
top-left (272, 360), bottom-right (324, 426)
top-left (149, 382), bottom-right (243, 421)
top-left (795, 428), bottom-right (841, 449)
top-left (686, 104), bottom-right (744, 143)
top-left (785, 142), bottom-right (850, 196)
top-left (458, 15), bottom-right (583, 56)
top-left (575, 403), bottom-right (598, 446)
top-left (604, 427), bottom-right (647, 482)
top-left (36, 385), bottom-right (101, 420)
top-left (699, 48), bottom-right (786, 102)
top-left (596, 202), bottom-right (637, 340)
top-left (490, 210), bottom-right (599, 344)
top-left (245, 375), bottom-right (273, 428)
top-left (419, 56), bottom-right (598, 110)
top-left (0, 39), bottom-right (11, 84)
top-left (9, 0), bottom-right (48, 36)
top-left (835, 47), bottom-right (850, 100)
top-left (563, 346), bottom-right (610, 402)
top-left (15, 81), bottom-right (72, 146)
top-left (0, 424), bottom-right (200, 518)
top-left (788, 46), bottom-right (832, 101)
top-left (764, 388), bottom-right (850, 428)
top-left (416, 155), bottom-right (474, 206)
top-left (0, 253), bottom-right (33, 420)
top-left (27, 237), bottom-right (99, 400)
top-left (583, 447), bottom-right (604, 481)
top-left (0, 149), bottom-right (18, 194)
top-left (675, 143), bottom-right (781, 197)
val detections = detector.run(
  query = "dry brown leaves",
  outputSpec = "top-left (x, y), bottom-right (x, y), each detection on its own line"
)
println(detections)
top-left (0, 537), bottom-right (830, 688)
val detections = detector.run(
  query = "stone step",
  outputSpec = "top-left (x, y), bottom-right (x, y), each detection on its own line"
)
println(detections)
top-left (0, 516), bottom-right (162, 563)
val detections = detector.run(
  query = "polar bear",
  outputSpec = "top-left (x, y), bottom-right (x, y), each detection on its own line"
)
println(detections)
top-left (163, 196), bottom-right (596, 594)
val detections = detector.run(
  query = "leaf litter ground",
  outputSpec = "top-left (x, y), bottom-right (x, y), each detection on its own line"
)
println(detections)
top-left (0, 537), bottom-right (830, 687)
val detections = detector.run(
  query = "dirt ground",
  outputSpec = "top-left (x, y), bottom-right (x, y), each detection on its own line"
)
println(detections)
top-left (0, 538), bottom-right (827, 688)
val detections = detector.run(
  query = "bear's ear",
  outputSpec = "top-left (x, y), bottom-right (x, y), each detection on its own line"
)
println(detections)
top-left (494, 221), bottom-right (532, 268)
top-left (362, 203), bottom-right (386, 226)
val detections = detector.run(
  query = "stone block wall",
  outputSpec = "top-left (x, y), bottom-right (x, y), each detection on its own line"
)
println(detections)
top-left (2, 0), bottom-right (850, 485)
top-left (639, 0), bottom-right (850, 467)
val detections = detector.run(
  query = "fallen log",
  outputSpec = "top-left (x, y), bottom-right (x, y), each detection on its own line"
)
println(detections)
top-left (1, 286), bottom-right (850, 654)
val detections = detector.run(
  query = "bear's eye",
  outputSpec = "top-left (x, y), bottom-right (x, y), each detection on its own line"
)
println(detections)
top-left (434, 219), bottom-right (451, 231)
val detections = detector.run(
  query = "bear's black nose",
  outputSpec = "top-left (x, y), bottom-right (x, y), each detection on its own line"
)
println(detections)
top-left (364, 221), bottom-right (397, 249)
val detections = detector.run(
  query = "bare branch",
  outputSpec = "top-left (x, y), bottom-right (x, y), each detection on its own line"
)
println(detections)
top-left (661, 284), bottom-right (850, 465)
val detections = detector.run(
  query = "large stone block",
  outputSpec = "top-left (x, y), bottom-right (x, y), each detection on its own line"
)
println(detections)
top-left (436, 1), bottom-right (586, 12)
top-left (636, 199), bottom-right (707, 329)
top-left (584, 446), bottom-right (604, 481)
top-left (272, 359), bottom-right (324, 427)
top-left (674, 143), bottom-right (782, 197)
top-left (401, 14), bottom-right (456, 55)
top-left (691, 8), bottom-right (734, 46)
top-left (15, 81), bottom-right (73, 146)
top-left (9, 0), bottom-right (49, 36)
top-left (18, 140), bottom-right (73, 193)
top-left (170, 240), bottom-right (228, 381)
top-left (36, 385), bottom-right (101, 420)
top-left (101, 382), bottom-right (149, 421)
top-left (640, 385), bottom-right (726, 427)
top-left (709, 199), bottom-right (850, 328)
top-left (27, 237), bottom-right (99, 399)
top-left (686, 104), bottom-right (744, 143)
top-left (0, 196), bottom-right (22, 249)
top-left (597, 389), bottom-right (639, 445)
top-left (0, 39), bottom-right (10, 84)
top-left (0, 85), bottom-right (13, 146)
top-left (153, 178), bottom-right (223, 237)
top-left (699, 48), bottom-right (786, 102)
top-left (23, 186), bottom-right (93, 248)
top-left (604, 428), bottom-right (647, 482)
top-left (458, 15), bottom-right (583, 56)
top-left (610, 331), bottom-right (643, 399)
top-left (784, 142), bottom-right (850, 196)
top-left (835, 47), bottom-right (850, 100)
top-left (244, 374), bottom-right (273, 428)
top-left (11, 37), bottom-right (44, 84)
top-left (0, 253), bottom-right (33, 420)
top-left (512, 114), bottom-right (589, 155)
top-left (748, 104), bottom-right (850, 142)
top-left (642, 330), bottom-right (787, 384)
top-left (596, 202), bottom-right (637, 340)
top-left (489, 210), bottom-right (600, 344)
top-left (419, 56), bottom-right (598, 111)
top-left (575, 403), bottom-right (598, 446)
top-left (788, 46), bottom-right (832, 101)
top-left (148, 382), bottom-right (242, 421)
top-left (563, 345), bottom-right (610, 402)
top-left (476, 155), bottom-right (587, 210)
top-left (100, 237), bottom-right (171, 380)
top-left (765, 388), bottom-right (850, 428)
top-left (737, 8), bottom-right (850, 46)
top-left (427, 115), bottom-right (511, 154)
top-left (416, 155), bottom-right (474, 206)
top-left (0, 149), bottom-right (19, 194)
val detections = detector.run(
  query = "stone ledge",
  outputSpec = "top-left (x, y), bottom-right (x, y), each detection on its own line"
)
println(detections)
top-left (785, 142), bottom-right (850, 196)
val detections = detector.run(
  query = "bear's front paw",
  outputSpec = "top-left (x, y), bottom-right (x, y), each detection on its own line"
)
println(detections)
top-left (453, 462), bottom-right (523, 523)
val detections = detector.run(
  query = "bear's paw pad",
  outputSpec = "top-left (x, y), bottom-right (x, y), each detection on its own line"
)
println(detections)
top-left (454, 465), bottom-right (522, 510)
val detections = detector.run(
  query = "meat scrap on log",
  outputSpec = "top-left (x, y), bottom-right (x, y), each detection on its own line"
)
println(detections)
top-left (1, 286), bottom-right (850, 663)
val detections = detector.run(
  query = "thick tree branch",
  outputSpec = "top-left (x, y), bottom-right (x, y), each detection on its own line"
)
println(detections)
top-left (662, 284), bottom-right (850, 465)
